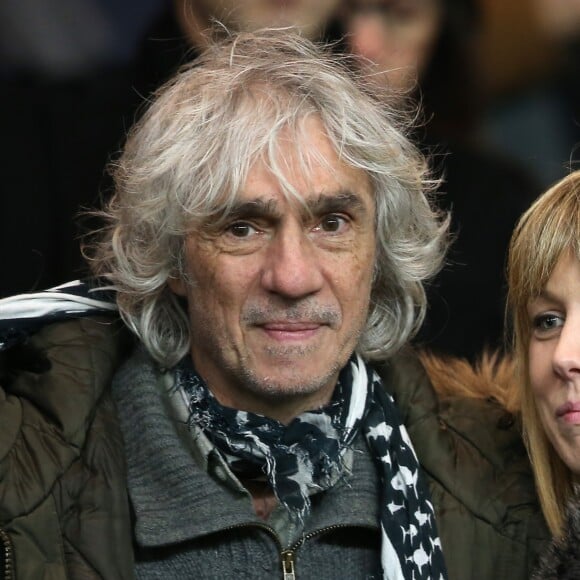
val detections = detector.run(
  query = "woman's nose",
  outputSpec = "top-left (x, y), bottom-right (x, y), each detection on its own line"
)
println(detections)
top-left (553, 313), bottom-right (580, 382)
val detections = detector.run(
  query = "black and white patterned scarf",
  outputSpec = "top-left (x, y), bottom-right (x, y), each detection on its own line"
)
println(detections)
top-left (176, 354), bottom-right (448, 580)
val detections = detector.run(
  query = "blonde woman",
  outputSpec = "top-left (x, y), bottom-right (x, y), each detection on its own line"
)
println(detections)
top-left (507, 170), bottom-right (580, 577)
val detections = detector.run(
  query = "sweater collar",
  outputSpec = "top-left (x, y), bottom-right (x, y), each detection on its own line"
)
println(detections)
top-left (112, 346), bottom-right (379, 548)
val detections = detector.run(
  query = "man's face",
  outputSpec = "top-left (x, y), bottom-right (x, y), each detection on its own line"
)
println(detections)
top-left (169, 118), bottom-right (376, 422)
top-left (195, 0), bottom-right (341, 39)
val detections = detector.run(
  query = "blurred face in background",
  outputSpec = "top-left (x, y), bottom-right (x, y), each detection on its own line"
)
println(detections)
top-left (345, 0), bottom-right (442, 92)
top-left (194, 0), bottom-right (342, 39)
top-left (527, 252), bottom-right (580, 474)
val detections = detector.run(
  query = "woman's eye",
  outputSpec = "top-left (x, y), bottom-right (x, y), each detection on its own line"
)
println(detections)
top-left (319, 214), bottom-right (348, 233)
top-left (533, 313), bottom-right (565, 333)
top-left (227, 222), bottom-right (258, 238)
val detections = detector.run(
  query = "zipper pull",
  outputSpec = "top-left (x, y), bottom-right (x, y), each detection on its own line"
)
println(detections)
top-left (282, 550), bottom-right (296, 580)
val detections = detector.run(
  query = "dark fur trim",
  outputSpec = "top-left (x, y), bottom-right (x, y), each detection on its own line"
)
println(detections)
top-left (532, 493), bottom-right (580, 579)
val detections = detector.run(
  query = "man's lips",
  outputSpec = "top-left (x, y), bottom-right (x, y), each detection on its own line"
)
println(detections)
top-left (258, 321), bottom-right (323, 340)
top-left (556, 401), bottom-right (580, 424)
top-left (262, 322), bottom-right (320, 331)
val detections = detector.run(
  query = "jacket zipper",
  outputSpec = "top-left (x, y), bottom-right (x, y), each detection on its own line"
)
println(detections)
top-left (281, 550), bottom-right (296, 579)
top-left (223, 521), bottom-right (376, 579)
top-left (280, 524), bottom-right (364, 580)
top-left (0, 528), bottom-right (14, 580)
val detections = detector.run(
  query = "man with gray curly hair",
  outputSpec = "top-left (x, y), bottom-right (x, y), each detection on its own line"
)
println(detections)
top-left (0, 29), bottom-right (547, 580)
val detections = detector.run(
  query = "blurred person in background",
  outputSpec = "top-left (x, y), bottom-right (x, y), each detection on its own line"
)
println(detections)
top-left (506, 170), bottom-right (580, 578)
top-left (0, 0), bottom-right (343, 299)
top-left (174, 0), bottom-right (343, 44)
top-left (130, 0), bottom-right (346, 131)
top-left (0, 0), bottom-right (166, 297)
top-left (344, 0), bottom-right (540, 361)
top-left (479, 0), bottom-right (580, 189)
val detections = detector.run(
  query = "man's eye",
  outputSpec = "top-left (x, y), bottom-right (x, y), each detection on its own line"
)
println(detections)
top-left (227, 222), bottom-right (257, 238)
top-left (319, 214), bottom-right (348, 233)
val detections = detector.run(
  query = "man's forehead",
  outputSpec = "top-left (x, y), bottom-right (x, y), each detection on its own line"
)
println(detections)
top-left (239, 138), bottom-right (374, 204)
top-left (199, 115), bottom-right (376, 223)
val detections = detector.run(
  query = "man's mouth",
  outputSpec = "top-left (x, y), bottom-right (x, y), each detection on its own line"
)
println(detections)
top-left (259, 322), bottom-right (323, 341)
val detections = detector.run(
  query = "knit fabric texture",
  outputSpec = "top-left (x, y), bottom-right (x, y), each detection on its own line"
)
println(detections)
top-left (112, 346), bottom-right (383, 579)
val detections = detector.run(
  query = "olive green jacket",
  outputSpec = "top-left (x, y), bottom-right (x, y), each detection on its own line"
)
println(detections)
top-left (0, 317), bottom-right (550, 579)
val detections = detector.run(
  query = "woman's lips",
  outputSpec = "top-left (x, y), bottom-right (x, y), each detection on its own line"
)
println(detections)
top-left (556, 401), bottom-right (580, 424)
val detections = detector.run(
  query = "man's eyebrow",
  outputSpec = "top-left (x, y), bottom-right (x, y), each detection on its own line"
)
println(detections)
top-left (220, 191), bottom-right (368, 222)
top-left (305, 191), bottom-right (368, 215)
top-left (225, 199), bottom-right (282, 220)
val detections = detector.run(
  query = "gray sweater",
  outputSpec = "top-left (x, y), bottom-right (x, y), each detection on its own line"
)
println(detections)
top-left (112, 346), bottom-right (382, 579)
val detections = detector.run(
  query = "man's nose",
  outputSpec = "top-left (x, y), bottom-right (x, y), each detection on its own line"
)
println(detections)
top-left (553, 314), bottom-right (580, 382)
top-left (260, 226), bottom-right (324, 299)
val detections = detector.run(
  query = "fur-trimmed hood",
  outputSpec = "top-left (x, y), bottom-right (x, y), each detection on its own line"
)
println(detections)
top-left (419, 350), bottom-right (519, 413)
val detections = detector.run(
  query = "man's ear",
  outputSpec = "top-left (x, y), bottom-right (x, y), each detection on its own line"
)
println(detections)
top-left (167, 275), bottom-right (188, 297)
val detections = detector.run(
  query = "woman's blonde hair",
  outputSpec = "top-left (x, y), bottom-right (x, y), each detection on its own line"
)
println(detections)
top-left (507, 170), bottom-right (580, 535)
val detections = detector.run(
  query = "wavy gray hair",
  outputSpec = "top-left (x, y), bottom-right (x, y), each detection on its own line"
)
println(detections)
top-left (88, 29), bottom-right (448, 368)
